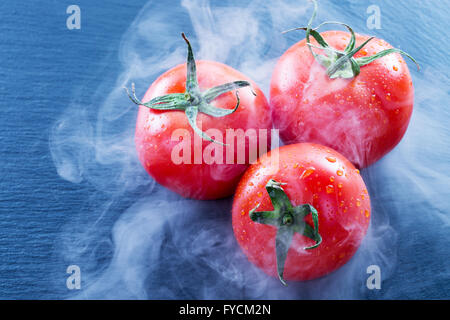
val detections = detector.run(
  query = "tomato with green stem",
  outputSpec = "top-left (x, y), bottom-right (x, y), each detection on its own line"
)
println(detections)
top-left (126, 34), bottom-right (272, 200)
top-left (270, 0), bottom-right (419, 168)
top-left (232, 143), bottom-right (370, 284)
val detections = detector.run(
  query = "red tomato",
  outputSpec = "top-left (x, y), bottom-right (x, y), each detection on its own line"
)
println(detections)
top-left (133, 36), bottom-right (271, 200)
top-left (271, 17), bottom-right (416, 168)
top-left (232, 143), bottom-right (370, 283)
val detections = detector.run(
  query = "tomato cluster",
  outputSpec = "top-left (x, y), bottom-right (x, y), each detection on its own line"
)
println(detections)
top-left (126, 1), bottom-right (417, 285)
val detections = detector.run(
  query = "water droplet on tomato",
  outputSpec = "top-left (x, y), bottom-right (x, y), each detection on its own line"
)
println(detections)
top-left (338, 183), bottom-right (343, 188)
top-left (356, 199), bottom-right (361, 207)
top-left (326, 185), bottom-right (334, 194)
top-left (393, 65), bottom-right (398, 71)
top-left (365, 210), bottom-right (370, 218)
top-left (337, 169), bottom-right (343, 176)
top-left (326, 156), bottom-right (336, 163)
top-left (300, 167), bottom-right (315, 179)
top-left (329, 176), bottom-right (335, 182)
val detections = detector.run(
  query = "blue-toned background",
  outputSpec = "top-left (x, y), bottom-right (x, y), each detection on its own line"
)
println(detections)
top-left (1, 0), bottom-right (449, 299)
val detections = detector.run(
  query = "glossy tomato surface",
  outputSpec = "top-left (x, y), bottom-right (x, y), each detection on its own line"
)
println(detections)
top-left (232, 143), bottom-right (370, 281)
top-left (135, 60), bottom-right (272, 199)
top-left (270, 31), bottom-right (414, 168)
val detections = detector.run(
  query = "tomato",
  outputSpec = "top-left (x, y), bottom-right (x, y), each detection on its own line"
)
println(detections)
top-left (232, 143), bottom-right (370, 283)
top-left (128, 34), bottom-right (272, 200)
top-left (270, 1), bottom-right (418, 168)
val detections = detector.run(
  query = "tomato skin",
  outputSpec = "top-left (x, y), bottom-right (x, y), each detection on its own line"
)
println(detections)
top-left (270, 31), bottom-right (414, 168)
top-left (232, 143), bottom-right (370, 281)
top-left (135, 60), bottom-right (272, 200)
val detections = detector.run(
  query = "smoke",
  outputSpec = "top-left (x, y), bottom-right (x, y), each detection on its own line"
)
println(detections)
top-left (49, 0), bottom-right (449, 299)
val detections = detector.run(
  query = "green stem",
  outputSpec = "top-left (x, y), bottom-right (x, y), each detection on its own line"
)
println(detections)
top-left (249, 179), bottom-right (322, 286)
top-left (125, 33), bottom-right (256, 145)
top-left (284, 0), bottom-right (419, 79)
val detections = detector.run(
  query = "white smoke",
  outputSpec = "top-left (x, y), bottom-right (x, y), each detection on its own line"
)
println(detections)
top-left (49, 0), bottom-right (448, 299)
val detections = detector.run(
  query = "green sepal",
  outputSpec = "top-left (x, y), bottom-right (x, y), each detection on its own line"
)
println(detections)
top-left (185, 106), bottom-right (225, 146)
top-left (265, 180), bottom-right (291, 212)
top-left (275, 225), bottom-right (294, 286)
top-left (203, 81), bottom-right (254, 103)
top-left (283, 0), bottom-right (419, 79)
top-left (355, 48), bottom-right (420, 70)
top-left (249, 205), bottom-right (280, 227)
top-left (199, 93), bottom-right (239, 118)
top-left (125, 33), bottom-right (255, 144)
top-left (125, 84), bottom-right (189, 110)
top-left (182, 33), bottom-right (199, 93)
top-left (326, 36), bottom-right (374, 78)
top-left (299, 204), bottom-right (322, 250)
top-left (249, 179), bottom-right (322, 286)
